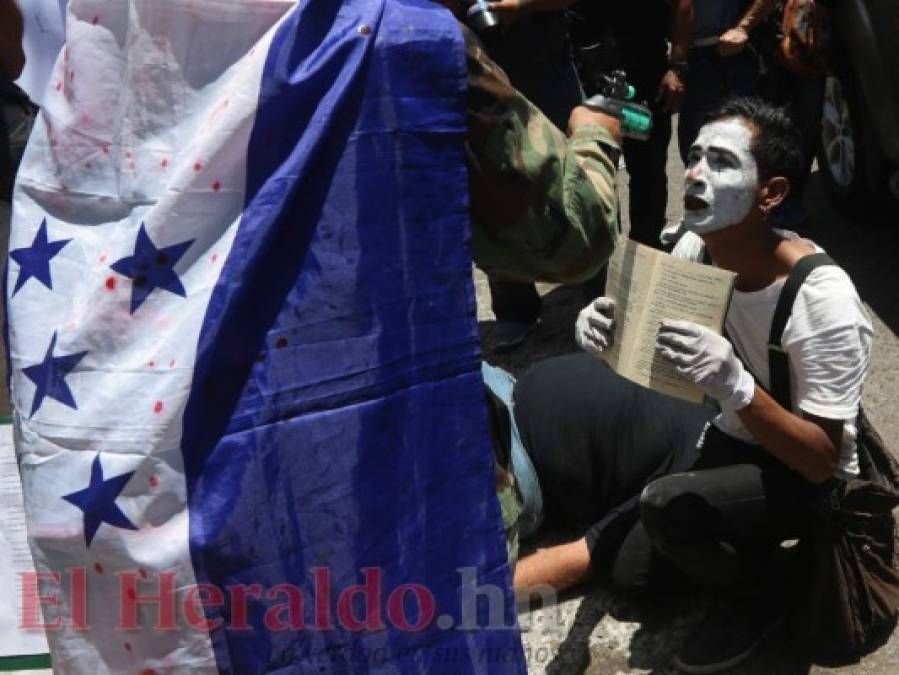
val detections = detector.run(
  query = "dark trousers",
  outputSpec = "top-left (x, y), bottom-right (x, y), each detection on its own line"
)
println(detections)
top-left (619, 57), bottom-right (673, 249)
top-left (514, 355), bottom-right (714, 574)
top-left (612, 426), bottom-right (816, 591)
top-left (487, 25), bottom-right (584, 325)
top-left (758, 65), bottom-right (825, 179)
top-left (677, 47), bottom-right (760, 162)
top-left (758, 66), bottom-right (825, 228)
top-left (517, 355), bottom-right (816, 592)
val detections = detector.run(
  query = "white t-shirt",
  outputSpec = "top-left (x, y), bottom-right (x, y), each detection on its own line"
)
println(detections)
top-left (672, 230), bottom-right (873, 477)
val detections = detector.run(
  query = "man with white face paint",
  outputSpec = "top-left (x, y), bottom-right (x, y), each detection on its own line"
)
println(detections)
top-left (514, 97), bottom-right (874, 672)
top-left (681, 117), bottom-right (759, 236)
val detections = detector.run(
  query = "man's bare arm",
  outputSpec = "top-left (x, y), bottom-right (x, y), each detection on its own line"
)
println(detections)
top-left (670, 0), bottom-right (693, 65)
top-left (736, 385), bottom-right (841, 483)
top-left (657, 0), bottom-right (693, 111)
top-left (513, 538), bottom-right (592, 594)
top-left (718, 0), bottom-right (780, 56)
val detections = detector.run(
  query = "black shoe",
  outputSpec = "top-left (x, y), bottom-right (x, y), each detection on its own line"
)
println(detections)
top-left (490, 320), bottom-right (537, 353)
top-left (673, 598), bottom-right (783, 674)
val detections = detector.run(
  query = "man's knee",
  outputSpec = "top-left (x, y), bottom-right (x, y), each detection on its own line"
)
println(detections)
top-left (639, 472), bottom-right (711, 544)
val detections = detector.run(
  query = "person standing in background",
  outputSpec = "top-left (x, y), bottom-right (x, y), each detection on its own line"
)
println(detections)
top-left (0, 0), bottom-right (24, 81)
top-left (604, 0), bottom-right (692, 249)
top-left (677, 0), bottom-right (779, 161)
top-left (477, 1), bottom-right (586, 351)
top-left (757, 0), bottom-right (830, 228)
top-left (0, 0), bottom-right (25, 202)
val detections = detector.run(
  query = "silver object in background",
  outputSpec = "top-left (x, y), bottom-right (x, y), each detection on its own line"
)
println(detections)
top-left (466, 0), bottom-right (500, 36)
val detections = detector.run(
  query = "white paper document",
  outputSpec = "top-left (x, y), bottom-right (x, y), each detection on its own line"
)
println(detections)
top-left (0, 422), bottom-right (49, 658)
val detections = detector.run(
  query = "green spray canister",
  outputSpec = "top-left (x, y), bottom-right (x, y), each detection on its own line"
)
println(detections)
top-left (584, 70), bottom-right (653, 141)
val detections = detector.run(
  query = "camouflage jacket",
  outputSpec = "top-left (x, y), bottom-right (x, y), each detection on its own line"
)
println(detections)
top-left (463, 26), bottom-right (621, 284)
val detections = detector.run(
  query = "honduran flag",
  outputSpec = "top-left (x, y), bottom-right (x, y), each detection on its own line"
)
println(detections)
top-left (6, 1), bottom-right (524, 672)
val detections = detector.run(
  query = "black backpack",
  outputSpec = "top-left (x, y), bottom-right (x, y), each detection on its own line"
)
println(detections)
top-left (767, 253), bottom-right (899, 662)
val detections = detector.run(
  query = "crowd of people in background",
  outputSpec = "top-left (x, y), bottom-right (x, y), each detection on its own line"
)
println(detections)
top-left (465, 2), bottom-right (888, 674)
top-left (473, 0), bottom-right (829, 352)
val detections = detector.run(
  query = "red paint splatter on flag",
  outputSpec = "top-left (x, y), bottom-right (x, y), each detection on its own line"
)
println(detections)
top-left (212, 180), bottom-right (221, 192)
top-left (148, 475), bottom-right (159, 487)
top-left (169, 359), bottom-right (176, 368)
top-left (160, 158), bottom-right (169, 168)
top-left (194, 161), bottom-right (202, 173)
top-left (105, 277), bottom-right (116, 290)
top-left (94, 563), bottom-right (104, 574)
top-left (92, 16), bottom-right (99, 25)
top-left (148, 361), bottom-right (155, 368)
top-left (153, 401), bottom-right (164, 414)
top-left (99, 254), bottom-right (107, 263)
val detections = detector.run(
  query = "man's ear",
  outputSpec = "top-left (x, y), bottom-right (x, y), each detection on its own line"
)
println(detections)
top-left (760, 176), bottom-right (790, 214)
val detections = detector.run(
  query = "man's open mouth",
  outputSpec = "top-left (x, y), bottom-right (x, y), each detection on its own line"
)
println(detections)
top-left (684, 195), bottom-right (709, 211)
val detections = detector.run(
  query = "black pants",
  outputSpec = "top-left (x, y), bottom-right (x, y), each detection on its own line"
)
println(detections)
top-left (513, 355), bottom-right (714, 570)
top-left (758, 64), bottom-right (825, 180)
top-left (613, 426), bottom-right (816, 591)
top-left (485, 15), bottom-right (584, 325)
top-left (618, 56), bottom-right (673, 250)
top-left (677, 46), bottom-right (759, 163)
top-left (514, 354), bottom-right (816, 592)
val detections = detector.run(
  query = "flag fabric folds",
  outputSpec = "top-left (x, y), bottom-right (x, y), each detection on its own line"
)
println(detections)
top-left (6, 1), bottom-right (524, 672)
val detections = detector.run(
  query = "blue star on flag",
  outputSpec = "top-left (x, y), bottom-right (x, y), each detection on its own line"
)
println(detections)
top-left (22, 331), bottom-right (88, 417)
top-left (9, 219), bottom-right (72, 295)
top-left (111, 224), bottom-right (194, 313)
top-left (63, 454), bottom-right (138, 547)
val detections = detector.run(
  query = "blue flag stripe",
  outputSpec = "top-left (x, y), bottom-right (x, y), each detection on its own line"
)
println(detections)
top-left (180, 1), bottom-right (524, 673)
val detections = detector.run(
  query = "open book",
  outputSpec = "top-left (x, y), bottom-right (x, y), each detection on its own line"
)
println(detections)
top-left (602, 237), bottom-right (736, 404)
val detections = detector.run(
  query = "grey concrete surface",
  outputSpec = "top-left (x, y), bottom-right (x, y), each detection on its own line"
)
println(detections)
top-left (476, 120), bottom-right (899, 673)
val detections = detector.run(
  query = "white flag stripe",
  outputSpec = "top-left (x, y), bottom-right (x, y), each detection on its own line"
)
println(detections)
top-left (9, 3), bottom-right (295, 672)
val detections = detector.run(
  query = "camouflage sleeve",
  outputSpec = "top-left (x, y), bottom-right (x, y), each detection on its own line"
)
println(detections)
top-left (462, 25), bottom-right (621, 284)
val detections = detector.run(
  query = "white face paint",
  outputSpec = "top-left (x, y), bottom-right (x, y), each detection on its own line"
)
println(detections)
top-left (683, 119), bottom-right (759, 234)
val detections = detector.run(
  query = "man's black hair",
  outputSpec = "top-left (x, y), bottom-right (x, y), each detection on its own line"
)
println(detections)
top-left (704, 96), bottom-right (807, 200)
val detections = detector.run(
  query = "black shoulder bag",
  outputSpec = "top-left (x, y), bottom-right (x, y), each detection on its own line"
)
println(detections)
top-left (770, 254), bottom-right (899, 663)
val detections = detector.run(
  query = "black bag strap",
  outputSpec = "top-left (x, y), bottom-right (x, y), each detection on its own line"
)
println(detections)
top-left (767, 252), bottom-right (836, 409)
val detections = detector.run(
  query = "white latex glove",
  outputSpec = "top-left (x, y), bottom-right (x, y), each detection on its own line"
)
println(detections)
top-left (655, 320), bottom-right (755, 410)
top-left (575, 297), bottom-right (615, 359)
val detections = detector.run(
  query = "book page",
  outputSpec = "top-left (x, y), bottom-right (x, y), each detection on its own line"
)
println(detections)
top-left (601, 238), bottom-right (655, 373)
top-left (0, 422), bottom-right (50, 658)
top-left (603, 238), bottom-right (736, 403)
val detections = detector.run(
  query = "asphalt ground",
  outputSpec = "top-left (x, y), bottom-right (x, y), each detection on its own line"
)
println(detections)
top-left (476, 119), bottom-right (899, 674)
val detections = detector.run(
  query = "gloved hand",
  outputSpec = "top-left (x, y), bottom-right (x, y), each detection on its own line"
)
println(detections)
top-left (575, 297), bottom-right (615, 359)
top-left (655, 320), bottom-right (755, 410)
